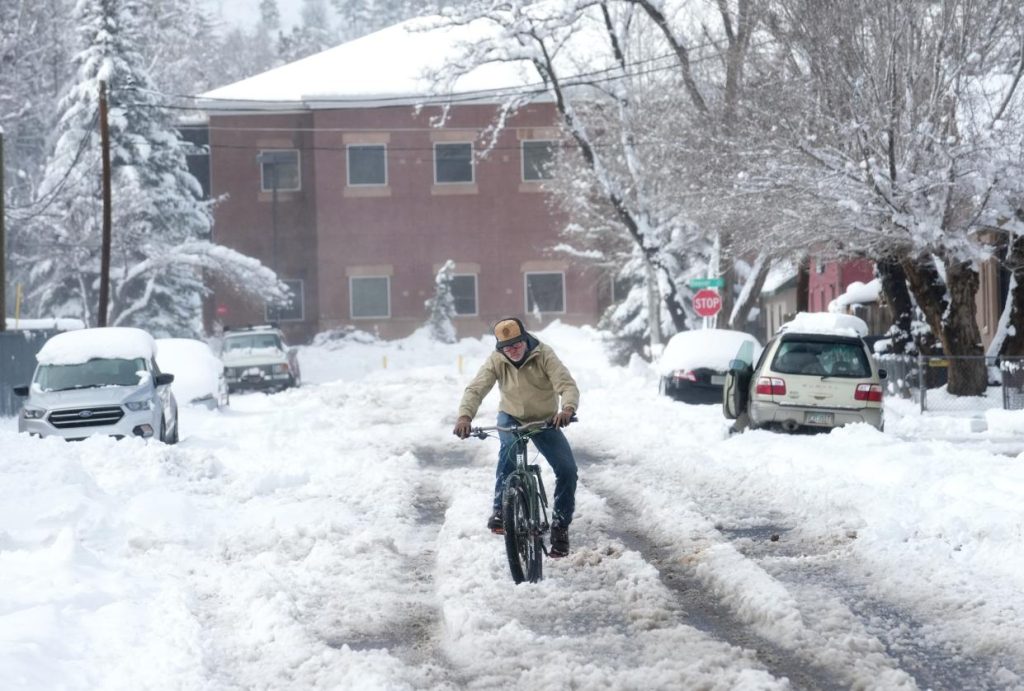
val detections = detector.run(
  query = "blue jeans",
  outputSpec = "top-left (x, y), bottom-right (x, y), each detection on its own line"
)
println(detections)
top-left (493, 411), bottom-right (577, 525)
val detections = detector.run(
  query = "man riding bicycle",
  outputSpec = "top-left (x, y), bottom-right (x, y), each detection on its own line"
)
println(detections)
top-left (453, 317), bottom-right (579, 557)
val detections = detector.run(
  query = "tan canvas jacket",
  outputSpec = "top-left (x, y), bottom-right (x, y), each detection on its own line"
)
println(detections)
top-left (458, 342), bottom-right (580, 423)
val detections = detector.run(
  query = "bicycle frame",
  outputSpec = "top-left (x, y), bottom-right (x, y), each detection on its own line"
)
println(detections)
top-left (472, 419), bottom-right (553, 583)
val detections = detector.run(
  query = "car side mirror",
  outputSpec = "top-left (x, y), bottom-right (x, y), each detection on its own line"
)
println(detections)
top-left (155, 373), bottom-right (175, 386)
top-left (877, 368), bottom-right (887, 380)
top-left (12, 385), bottom-right (29, 397)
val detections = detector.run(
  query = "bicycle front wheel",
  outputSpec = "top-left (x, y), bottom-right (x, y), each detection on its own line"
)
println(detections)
top-left (502, 475), bottom-right (543, 584)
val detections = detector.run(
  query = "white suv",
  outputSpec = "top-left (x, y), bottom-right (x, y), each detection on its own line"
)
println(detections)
top-left (724, 313), bottom-right (886, 432)
top-left (220, 324), bottom-right (301, 393)
top-left (14, 327), bottom-right (179, 442)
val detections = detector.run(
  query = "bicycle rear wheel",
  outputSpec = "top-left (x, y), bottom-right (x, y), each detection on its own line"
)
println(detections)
top-left (502, 475), bottom-right (543, 584)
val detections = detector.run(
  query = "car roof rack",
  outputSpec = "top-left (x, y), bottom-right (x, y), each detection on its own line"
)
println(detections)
top-left (224, 323), bottom-right (280, 333)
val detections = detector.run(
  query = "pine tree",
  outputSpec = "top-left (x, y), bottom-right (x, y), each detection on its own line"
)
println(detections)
top-left (425, 260), bottom-right (457, 343)
top-left (25, 0), bottom-right (287, 335)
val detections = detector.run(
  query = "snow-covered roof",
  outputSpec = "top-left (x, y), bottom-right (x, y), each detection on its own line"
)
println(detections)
top-left (4, 318), bottom-right (85, 332)
top-left (779, 312), bottom-right (868, 338)
top-left (200, 17), bottom-right (543, 108)
top-left (829, 279), bottom-right (881, 311)
top-left (36, 327), bottom-right (157, 366)
top-left (761, 261), bottom-right (798, 295)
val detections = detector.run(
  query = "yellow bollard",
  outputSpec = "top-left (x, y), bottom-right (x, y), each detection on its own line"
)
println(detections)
top-left (458, 355), bottom-right (463, 374)
top-left (382, 355), bottom-right (388, 369)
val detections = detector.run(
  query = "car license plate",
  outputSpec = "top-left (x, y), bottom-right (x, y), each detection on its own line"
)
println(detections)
top-left (711, 375), bottom-right (725, 385)
top-left (805, 411), bottom-right (834, 426)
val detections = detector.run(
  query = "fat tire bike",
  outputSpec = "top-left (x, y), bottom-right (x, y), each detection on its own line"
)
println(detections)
top-left (470, 416), bottom-right (576, 584)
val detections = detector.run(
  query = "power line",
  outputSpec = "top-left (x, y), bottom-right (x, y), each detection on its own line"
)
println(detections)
top-left (7, 111), bottom-right (100, 220)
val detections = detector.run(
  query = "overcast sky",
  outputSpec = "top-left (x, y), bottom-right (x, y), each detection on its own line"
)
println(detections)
top-left (201, 0), bottom-right (304, 30)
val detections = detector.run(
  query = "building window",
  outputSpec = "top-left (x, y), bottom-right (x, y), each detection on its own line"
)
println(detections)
top-left (435, 142), bottom-right (473, 183)
top-left (351, 276), bottom-right (390, 318)
top-left (266, 279), bottom-right (304, 321)
top-left (451, 274), bottom-right (477, 315)
top-left (347, 145), bottom-right (386, 186)
top-left (522, 140), bottom-right (556, 181)
top-left (259, 149), bottom-right (300, 191)
top-left (525, 272), bottom-right (565, 313)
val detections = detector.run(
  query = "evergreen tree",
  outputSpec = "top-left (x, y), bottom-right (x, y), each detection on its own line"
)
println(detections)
top-left (278, 0), bottom-right (339, 63)
top-left (25, 0), bottom-right (286, 335)
top-left (425, 260), bottom-right (457, 343)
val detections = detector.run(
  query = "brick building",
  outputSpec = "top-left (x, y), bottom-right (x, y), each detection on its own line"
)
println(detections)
top-left (198, 20), bottom-right (606, 343)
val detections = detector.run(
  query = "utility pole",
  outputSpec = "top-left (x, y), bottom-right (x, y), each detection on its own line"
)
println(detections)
top-left (0, 127), bottom-right (6, 332)
top-left (98, 80), bottom-right (113, 327)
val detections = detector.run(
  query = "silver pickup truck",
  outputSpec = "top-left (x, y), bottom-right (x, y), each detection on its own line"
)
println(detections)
top-left (220, 324), bottom-right (301, 394)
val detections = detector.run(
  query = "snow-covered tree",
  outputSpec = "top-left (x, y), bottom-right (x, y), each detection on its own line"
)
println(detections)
top-left (22, 0), bottom-right (288, 336)
top-left (427, 0), bottom-right (780, 357)
top-left (425, 259), bottom-right (457, 343)
top-left (279, 0), bottom-right (340, 62)
top-left (765, 0), bottom-right (1024, 394)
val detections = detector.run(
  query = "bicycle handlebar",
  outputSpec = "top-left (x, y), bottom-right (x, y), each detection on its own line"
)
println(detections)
top-left (470, 415), bottom-right (578, 439)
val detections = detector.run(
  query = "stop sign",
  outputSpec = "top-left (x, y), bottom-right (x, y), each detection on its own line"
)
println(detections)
top-left (693, 288), bottom-right (722, 317)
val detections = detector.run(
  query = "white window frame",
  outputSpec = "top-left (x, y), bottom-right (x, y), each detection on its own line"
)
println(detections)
top-left (451, 273), bottom-right (479, 316)
top-left (521, 139), bottom-right (556, 181)
top-left (434, 142), bottom-right (474, 184)
top-left (346, 144), bottom-right (388, 186)
top-left (524, 271), bottom-right (566, 314)
top-left (265, 279), bottom-right (305, 322)
top-left (350, 276), bottom-right (391, 319)
top-left (259, 149), bottom-right (301, 192)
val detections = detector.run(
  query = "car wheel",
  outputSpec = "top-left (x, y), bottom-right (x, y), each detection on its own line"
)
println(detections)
top-left (166, 408), bottom-right (179, 445)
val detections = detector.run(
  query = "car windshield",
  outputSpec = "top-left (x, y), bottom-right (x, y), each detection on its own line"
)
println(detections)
top-left (34, 358), bottom-right (148, 391)
top-left (771, 339), bottom-right (871, 378)
top-left (223, 334), bottom-right (283, 351)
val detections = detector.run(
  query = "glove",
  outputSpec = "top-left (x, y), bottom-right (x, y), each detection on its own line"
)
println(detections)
top-left (553, 407), bottom-right (575, 428)
top-left (453, 415), bottom-right (472, 439)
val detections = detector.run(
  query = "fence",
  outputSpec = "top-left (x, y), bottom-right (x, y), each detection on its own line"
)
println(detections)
top-left (874, 353), bottom-right (1024, 413)
top-left (0, 329), bottom-right (56, 417)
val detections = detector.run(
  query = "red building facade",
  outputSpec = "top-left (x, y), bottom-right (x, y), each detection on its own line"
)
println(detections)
top-left (205, 102), bottom-right (605, 342)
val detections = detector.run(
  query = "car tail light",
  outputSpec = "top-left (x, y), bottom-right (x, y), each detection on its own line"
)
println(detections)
top-left (672, 369), bottom-right (697, 382)
top-left (755, 377), bottom-right (786, 396)
top-left (854, 383), bottom-right (883, 402)
top-left (274, 363), bottom-right (290, 374)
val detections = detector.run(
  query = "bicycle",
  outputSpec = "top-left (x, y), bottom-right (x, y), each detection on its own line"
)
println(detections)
top-left (469, 416), bottom-right (576, 584)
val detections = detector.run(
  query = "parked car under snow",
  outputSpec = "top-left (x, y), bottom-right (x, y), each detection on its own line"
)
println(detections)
top-left (657, 328), bottom-right (762, 404)
top-left (13, 327), bottom-right (179, 442)
top-left (155, 338), bottom-right (229, 409)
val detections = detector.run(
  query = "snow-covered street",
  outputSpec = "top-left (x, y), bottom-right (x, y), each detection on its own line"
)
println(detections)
top-left (3, 323), bottom-right (1024, 690)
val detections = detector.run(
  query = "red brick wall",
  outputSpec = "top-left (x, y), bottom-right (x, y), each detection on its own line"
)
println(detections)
top-left (207, 103), bottom-right (602, 342)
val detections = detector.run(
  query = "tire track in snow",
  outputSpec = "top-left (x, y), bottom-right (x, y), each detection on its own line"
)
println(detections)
top-left (314, 447), bottom-right (480, 687)
top-left (577, 452), bottom-right (848, 691)
top-left (716, 520), bottom-right (1024, 690)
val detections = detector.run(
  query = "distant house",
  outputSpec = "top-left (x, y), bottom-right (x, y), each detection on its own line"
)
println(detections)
top-left (197, 19), bottom-right (606, 343)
